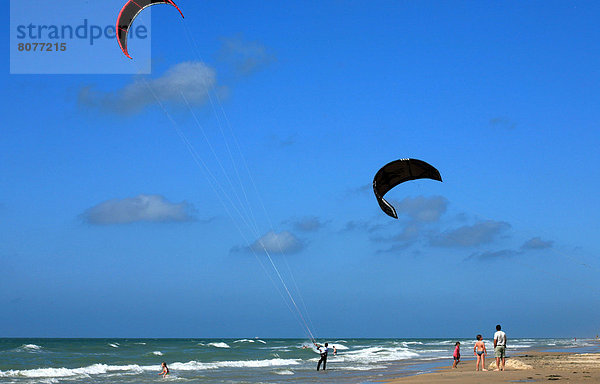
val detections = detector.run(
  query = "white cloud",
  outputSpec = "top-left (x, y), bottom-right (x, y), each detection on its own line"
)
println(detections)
top-left (431, 220), bottom-right (511, 247)
top-left (249, 231), bottom-right (303, 254)
top-left (82, 194), bottom-right (195, 225)
top-left (79, 61), bottom-right (219, 114)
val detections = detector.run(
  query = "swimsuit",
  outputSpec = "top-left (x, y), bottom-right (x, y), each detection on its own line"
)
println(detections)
top-left (476, 349), bottom-right (484, 356)
top-left (453, 346), bottom-right (460, 361)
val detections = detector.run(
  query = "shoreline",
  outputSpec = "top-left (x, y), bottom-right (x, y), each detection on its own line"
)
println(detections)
top-left (384, 345), bottom-right (600, 383)
top-left (1, 338), bottom-right (598, 383)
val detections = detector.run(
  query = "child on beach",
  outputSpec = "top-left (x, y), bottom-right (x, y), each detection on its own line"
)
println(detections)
top-left (474, 334), bottom-right (487, 371)
top-left (159, 362), bottom-right (169, 378)
top-left (452, 342), bottom-right (461, 368)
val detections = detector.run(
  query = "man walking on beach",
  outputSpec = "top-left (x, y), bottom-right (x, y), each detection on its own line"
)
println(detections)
top-left (494, 324), bottom-right (507, 371)
top-left (314, 342), bottom-right (329, 371)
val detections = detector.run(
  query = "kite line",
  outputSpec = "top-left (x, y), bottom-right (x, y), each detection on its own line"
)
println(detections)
top-left (116, 0), bottom-right (318, 344)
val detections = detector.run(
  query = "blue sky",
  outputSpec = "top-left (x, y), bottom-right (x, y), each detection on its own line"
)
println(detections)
top-left (1, 1), bottom-right (599, 338)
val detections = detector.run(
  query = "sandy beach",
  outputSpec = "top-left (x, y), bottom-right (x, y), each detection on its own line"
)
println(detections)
top-left (386, 351), bottom-right (600, 383)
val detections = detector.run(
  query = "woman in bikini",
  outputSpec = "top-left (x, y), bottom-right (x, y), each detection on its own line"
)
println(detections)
top-left (474, 334), bottom-right (487, 371)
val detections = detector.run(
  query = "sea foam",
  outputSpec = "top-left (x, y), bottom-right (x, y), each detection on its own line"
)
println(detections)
top-left (330, 343), bottom-right (349, 350)
top-left (338, 346), bottom-right (419, 364)
top-left (344, 365), bottom-right (387, 371)
top-left (169, 358), bottom-right (301, 370)
top-left (273, 369), bottom-right (294, 375)
top-left (0, 364), bottom-right (145, 379)
top-left (39, 379), bottom-right (59, 384)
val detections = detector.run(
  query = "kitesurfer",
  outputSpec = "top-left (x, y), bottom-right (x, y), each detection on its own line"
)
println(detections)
top-left (314, 342), bottom-right (329, 371)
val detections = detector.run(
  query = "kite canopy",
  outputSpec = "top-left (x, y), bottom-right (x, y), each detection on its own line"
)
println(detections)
top-left (373, 158), bottom-right (442, 219)
top-left (116, 0), bottom-right (184, 59)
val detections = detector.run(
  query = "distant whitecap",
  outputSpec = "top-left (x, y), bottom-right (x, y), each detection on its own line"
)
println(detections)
top-left (20, 344), bottom-right (42, 352)
top-left (207, 342), bottom-right (230, 349)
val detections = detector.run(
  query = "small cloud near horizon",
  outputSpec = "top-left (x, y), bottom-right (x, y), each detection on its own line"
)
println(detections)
top-left (343, 220), bottom-right (383, 234)
top-left (287, 216), bottom-right (327, 232)
top-left (468, 249), bottom-right (520, 260)
top-left (431, 220), bottom-right (511, 247)
top-left (521, 237), bottom-right (554, 250)
top-left (267, 134), bottom-right (296, 148)
top-left (375, 242), bottom-right (415, 254)
top-left (81, 194), bottom-right (196, 225)
top-left (391, 222), bottom-right (422, 242)
top-left (489, 116), bottom-right (517, 130)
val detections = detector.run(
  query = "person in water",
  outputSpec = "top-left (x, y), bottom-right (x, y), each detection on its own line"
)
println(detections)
top-left (314, 342), bottom-right (329, 371)
top-left (452, 342), bottom-right (461, 368)
top-left (159, 362), bottom-right (169, 378)
top-left (474, 334), bottom-right (487, 371)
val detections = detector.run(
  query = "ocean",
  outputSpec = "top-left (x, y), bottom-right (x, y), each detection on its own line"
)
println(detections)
top-left (0, 338), bottom-right (594, 383)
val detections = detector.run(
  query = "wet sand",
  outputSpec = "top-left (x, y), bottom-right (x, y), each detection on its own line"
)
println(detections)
top-left (386, 351), bottom-right (600, 383)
